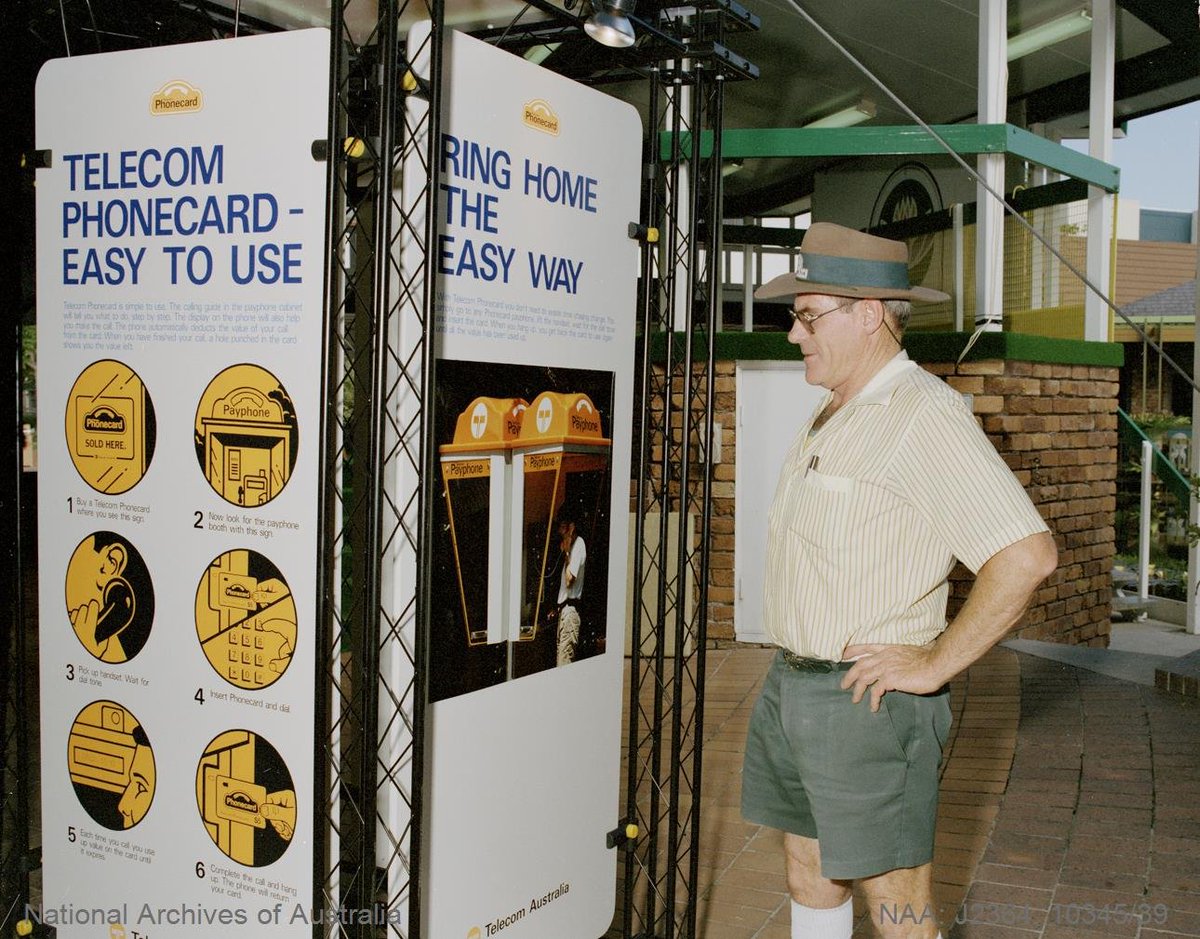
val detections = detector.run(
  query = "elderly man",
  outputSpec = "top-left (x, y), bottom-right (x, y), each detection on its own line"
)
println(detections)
top-left (740, 223), bottom-right (1057, 939)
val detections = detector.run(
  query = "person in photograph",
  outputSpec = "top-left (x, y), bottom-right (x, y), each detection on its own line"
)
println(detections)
top-left (741, 223), bottom-right (1057, 939)
top-left (555, 506), bottom-right (587, 666)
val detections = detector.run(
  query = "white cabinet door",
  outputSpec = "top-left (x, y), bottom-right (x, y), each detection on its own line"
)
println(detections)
top-left (734, 363), bottom-right (826, 642)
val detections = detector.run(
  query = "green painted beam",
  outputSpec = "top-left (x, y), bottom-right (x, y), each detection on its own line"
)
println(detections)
top-left (661, 124), bottom-right (1119, 192)
top-left (1002, 125), bottom-right (1119, 192)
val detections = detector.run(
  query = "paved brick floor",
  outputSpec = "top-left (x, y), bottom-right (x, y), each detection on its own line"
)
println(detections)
top-left (618, 644), bottom-right (1200, 938)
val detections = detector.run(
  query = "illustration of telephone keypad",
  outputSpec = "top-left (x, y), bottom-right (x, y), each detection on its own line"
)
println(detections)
top-left (193, 364), bottom-right (298, 507)
top-left (196, 729), bottom-right (295, 867)
top-left (195, 549), bottom-right (297, 690)
top-left (67, 700), bottom-right (155, 831)
top-left (65, 359), bottom-right (157, 494)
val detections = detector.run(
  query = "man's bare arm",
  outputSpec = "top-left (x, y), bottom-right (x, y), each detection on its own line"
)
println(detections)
top-left (841, 530), bottom-right (1058, 711)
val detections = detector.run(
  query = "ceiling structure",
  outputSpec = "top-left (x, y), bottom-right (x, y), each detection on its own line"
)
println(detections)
top-left (11, 0), bottom-right (1199, 217)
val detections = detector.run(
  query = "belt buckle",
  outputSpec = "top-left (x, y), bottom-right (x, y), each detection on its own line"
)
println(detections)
top-left (781, 649), bottom-right (835, 673)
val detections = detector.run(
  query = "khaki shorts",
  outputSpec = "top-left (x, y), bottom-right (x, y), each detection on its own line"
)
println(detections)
top-left (741, 650), bottom-right (951, 880)
top-left (557, 604), bottom-right (580, 666)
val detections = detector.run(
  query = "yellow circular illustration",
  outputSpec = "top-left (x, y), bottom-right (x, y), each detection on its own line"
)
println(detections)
top-left (65, 531), bottom-right (155, 663)
top-left (64, 360), bottom-right (157, 495)
top-left (195, 549), bottom-right (297, 690)
top-left (68, 701), bottom-right (155, 830)
top-left (193, 364), bottom-right (298, 507)
top-left (196, 730), bottom-right (295, 867)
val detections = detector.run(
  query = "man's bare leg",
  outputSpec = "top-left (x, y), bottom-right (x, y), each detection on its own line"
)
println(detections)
top-left (859, 862), bottom-right (940, 939)
top-left (783, 833), bottom-right (853, 938)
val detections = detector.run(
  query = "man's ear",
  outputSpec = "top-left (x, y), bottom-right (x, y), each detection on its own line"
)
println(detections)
top-left (859, 298), bottom-right (887, 333)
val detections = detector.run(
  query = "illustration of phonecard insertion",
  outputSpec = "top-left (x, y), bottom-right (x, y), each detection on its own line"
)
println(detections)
top-left (65, 530), bottom-right (155, 664)
top-left (193, 364), bottom-right (298, 508)
top-left (67, 700), bottom-right (155, 831)
top-left (196, 729), bottom-right (295, 867)
top-left (194, 549), bottom-right (297, 690)
top-left (64, 359), bottom-right (157, 495)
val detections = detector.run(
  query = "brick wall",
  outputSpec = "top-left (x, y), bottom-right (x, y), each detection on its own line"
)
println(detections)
top-left (708, 362), bottom-right (737, 641)
top-left (931, 360), bottom-right (1118, 647)
top-left (658, 356), bottom-right (1119, 648)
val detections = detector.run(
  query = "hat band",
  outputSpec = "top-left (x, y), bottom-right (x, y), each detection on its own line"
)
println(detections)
top-left (797, 251), bottom-right (911, 290)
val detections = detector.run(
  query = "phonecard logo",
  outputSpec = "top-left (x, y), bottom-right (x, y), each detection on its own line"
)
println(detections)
top-left (523, 99), bottom-right (560, 135)
top-left (150, 80), bottom-right (203, 115)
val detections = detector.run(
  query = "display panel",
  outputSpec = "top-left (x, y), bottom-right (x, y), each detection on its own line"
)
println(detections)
top-left (35, 29), bottom-right (329, 935)
top-left (403, 25), bottom-right (642, 939)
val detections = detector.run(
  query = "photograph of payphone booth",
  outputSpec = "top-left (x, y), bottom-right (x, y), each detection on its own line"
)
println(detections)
top-left (438, 396), bottom-right (528, 647)
top-left (510, 391), bottom-right (611, 678)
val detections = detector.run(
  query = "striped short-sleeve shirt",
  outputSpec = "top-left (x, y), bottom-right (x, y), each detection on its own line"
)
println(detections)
top-left (763, 351), bottom-right (1050, 660)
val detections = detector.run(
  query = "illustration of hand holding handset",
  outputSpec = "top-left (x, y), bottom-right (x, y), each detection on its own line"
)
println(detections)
top-left (66, 532), bottom-right (155, 663)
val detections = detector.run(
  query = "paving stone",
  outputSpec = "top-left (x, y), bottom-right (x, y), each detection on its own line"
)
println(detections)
top-left (659, 646), bottom-right (1200, 939)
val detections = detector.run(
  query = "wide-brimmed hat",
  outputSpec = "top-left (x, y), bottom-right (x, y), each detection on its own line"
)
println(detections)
top-left (754, 222), bottom-right (950, 303)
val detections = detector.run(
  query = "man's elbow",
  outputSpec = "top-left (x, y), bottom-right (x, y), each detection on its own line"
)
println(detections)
top-left (1028, 530), bottom-right (1058, 584)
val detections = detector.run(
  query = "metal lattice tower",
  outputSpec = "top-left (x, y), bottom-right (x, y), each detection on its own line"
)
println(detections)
top-left (621, 6), bottom-right (756, 937)
top-left (317, 2), bottom-right (443, 936)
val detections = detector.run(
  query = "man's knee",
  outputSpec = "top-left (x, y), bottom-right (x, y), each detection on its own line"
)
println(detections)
top-left (783, 833), bottom-right (851, 907)
top-left (859, 863), bottom-right (938, 939)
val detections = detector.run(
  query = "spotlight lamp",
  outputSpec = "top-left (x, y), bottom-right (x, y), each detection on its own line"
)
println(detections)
top-left (585, 0), bottom-right (638, 48)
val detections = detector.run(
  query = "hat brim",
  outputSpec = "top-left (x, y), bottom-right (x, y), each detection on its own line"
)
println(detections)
top-left (754, 272), bottom-right (950, 304)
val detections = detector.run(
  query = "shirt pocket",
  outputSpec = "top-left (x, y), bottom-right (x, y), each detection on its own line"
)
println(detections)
top-left (785, 469), bottom-right (857, 549)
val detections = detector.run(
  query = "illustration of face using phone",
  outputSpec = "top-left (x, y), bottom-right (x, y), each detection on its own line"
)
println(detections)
top-left (65, 532), bottom-right (155, 663)
top-left (69, 701), bottom-right (155, 830)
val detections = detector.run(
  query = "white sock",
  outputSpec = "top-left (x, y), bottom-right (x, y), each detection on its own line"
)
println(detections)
top-left (791, 896), bottom-right (852, 939)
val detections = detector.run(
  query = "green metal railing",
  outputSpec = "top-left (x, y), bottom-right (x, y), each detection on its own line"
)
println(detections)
top-left (1117, 407), bottom-right (1191, 511)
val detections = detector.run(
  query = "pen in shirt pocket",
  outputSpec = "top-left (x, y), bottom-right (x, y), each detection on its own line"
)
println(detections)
top-left (807, 455), bottom-right (820, 473)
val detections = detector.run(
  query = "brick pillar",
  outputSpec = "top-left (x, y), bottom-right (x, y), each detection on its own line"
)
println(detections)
top-left (932, 360), bottom-right (1118, 647)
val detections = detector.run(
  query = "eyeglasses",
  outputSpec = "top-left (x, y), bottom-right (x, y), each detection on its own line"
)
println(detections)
top-left (789, 298), bottom-right (905, 346)
top-left (789, 298), bottom-right (857, 329)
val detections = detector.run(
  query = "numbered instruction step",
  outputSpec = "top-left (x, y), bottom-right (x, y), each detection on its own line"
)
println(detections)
top-left (197, 510), bottom-right (300, 540)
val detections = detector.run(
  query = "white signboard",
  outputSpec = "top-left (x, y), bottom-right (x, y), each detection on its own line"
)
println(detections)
top-left (35, 29), bottom-right (329, 936)
top-left (404, 26), bottom-right (641, 939)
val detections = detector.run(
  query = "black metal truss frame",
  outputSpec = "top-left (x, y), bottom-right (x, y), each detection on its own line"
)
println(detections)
top-left (317, 1), bottom-right (443, 937)
top-left (0, 353), bottom-right (31, 935)
top-left (621, 6), bottom-right (750, 938)
top-left (319, 4), bottom-right (751, 936)
top-left (477, 0), bottom-right (757, 87)
top-left (0, 77), bottom-right (31, 916)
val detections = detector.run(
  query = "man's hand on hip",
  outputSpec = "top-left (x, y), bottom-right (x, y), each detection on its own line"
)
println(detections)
top-left (839, 643), bottom-right (943, 712)
top-left (839, 533), bottom-right (1058, 712)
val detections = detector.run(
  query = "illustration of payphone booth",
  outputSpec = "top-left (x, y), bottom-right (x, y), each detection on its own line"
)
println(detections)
top-left (512, 391), bottom-right (611, 644)
top-left (439, 397), bottom-right (528, 646)
top-left (198, 386), bottom-right (293, 506)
